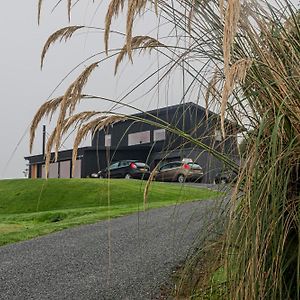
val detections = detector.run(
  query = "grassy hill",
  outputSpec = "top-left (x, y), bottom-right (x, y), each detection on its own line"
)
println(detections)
top-left (0, 179), bottom-right (220, 246)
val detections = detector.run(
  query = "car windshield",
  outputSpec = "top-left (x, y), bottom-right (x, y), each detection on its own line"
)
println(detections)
top-left (188, 163), bottom-right (202, 169)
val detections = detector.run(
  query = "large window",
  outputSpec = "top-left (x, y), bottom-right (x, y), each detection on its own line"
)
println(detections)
top-left (153, 129), bottom-right (166, 142)
top-left (128, 131), bottom-right (150, 146)
top-left (105, 134), bottom-right (111, 147)
top-left (215, 129), bottom-right (222, 142)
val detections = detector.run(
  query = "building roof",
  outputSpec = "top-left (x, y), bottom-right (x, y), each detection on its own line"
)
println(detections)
top-left (131, 101), bottom-right (243, 130)
top-left (132, 101), bottom-right (211, 118)
top-left (24, 147), bottom-right (90, 163)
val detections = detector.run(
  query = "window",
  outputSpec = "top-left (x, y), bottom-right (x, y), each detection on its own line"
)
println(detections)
top-left (119, 160), bottom-right (130, 167)
top-left (169, 162), bottom-right (181, 169)
top-left (153, 129), bottom-right (166, 142)
top-left (160, 163), bottom-right (171, 171)
top-left (160, 162), bottom-right (179, 170)
top-left (128, 131), bottom-right (150, 146)
top-left (108, 162), bottom-right (119, 170)
top-left (188, 163), bottom-right (202, 170)
top-left (215, 129), bottom-right (222, 142)
top-left (105, 134), bottom-right (111, 147)
top-left (135, 162), bottom-right (148, 168)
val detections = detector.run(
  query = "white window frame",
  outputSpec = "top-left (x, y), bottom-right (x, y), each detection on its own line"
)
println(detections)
top-left (128, 131), bottom-right (150, 146)
top-left (215, 129), bottom-right (222, 142)
top-left (153, 129), bottom-right (166, 142)
top-left (105, 134), bottom-right (111, 147)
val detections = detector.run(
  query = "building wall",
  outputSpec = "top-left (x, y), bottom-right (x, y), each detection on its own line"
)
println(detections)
top-left (91, 103), bottom-right (226, 153)
top-left (29, 160), bottom-right (82, 179)
top-left (25, 148), bottom-right (87, 179)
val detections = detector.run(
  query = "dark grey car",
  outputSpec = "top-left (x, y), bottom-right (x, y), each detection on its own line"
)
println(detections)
top-left (97, 160), bottom-right (150, 179)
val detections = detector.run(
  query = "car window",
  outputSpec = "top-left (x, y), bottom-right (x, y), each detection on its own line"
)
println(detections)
top-left (170, 162), bottom-right (181, 168)
top-left (188, 163), bottom-right (202, 169)
top-left (159, 163), bottom-right (171, 171)
top-left (135, 162), bottom-right (149, 168)
top-left (109, 162), bottom-right (120, 170)
top-left (160, 162), bottom-right (180, 170)
top-left (119, 161), bottom-right (130, 167)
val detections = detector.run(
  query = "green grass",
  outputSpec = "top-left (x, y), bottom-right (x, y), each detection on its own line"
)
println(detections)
top-left (0, 178), bottom-right (219, 246)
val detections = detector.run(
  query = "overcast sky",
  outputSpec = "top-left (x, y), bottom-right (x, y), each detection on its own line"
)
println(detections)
top-left (0, 1), bottom-right (182, 179)
top-left (1, 1), bottom-right (297, 179)
top-left (0, 1), bottom-right (94, 178)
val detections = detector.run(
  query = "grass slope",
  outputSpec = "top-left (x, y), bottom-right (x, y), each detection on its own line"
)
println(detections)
top-left (0, 179), bottom-right (219, 246)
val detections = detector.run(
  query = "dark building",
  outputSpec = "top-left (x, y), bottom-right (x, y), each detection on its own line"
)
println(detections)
top-left (25, 102), bottom-right (240, 183)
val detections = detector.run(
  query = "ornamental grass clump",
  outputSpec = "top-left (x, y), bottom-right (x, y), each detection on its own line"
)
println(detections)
top-left (33, 0), bottom-right (299, 298)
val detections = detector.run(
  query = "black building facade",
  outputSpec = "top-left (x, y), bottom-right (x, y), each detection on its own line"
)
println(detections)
top-left (25, 102), bottom-right (240, 183)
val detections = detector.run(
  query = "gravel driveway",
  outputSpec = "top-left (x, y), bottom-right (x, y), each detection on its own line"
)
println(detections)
top-left (0, 199), bottom-right (223, 300)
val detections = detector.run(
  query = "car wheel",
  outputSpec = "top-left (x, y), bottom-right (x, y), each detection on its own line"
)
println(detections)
top-left (177, 174), bottom-right (185, 183)
top-left (125, 173), bottom-right (132, 179)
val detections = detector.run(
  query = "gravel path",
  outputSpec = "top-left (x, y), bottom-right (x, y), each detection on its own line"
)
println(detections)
top-left (0, 199), bottom-right (222, 300)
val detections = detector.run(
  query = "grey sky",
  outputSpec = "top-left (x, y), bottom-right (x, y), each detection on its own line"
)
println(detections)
top-left (1, 0), bottom-right (296, 179)
top-left (0, 1), bottom-right (91, 178)
top-left (0, 1), bottom-right (178, 179)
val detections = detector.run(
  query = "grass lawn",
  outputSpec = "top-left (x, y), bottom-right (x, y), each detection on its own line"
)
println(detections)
top-left (0, 178), bottom-right (220, 246)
